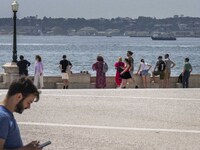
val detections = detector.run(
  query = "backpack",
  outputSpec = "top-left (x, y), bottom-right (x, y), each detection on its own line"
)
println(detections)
top-left (117, 66), bottom-right (123, 73)
top-left (178, 73), bottom-right (182, 83)
top-left (103, 62), bottom-right (108, 73)
top-left (158, 60), bottom-right (166, 71)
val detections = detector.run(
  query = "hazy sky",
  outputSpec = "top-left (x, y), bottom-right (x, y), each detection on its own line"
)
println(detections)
top-left (1, 0), bottom-right (200, 19)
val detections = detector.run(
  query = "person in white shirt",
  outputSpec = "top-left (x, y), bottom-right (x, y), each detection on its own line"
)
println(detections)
top-left (136, 59), bottom-right (152, 88)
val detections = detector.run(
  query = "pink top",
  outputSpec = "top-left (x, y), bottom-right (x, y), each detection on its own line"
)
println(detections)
top-left (34, 61), bottom-right (43, 75)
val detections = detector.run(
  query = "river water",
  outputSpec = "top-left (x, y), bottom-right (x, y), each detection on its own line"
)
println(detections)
top-left (0, 35), bottom-right (200, 76)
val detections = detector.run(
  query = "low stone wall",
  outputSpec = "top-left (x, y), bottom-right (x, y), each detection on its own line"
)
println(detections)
top-left (0, 72), bottom-right (199, 89)
top-left (92, 74), bottom-right (200, 88)
top-left (1, 63), bottom-right (199, 89)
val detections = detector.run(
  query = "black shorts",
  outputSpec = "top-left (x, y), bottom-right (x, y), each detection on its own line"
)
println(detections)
top-left (120, 72), bottom-right (132, 79)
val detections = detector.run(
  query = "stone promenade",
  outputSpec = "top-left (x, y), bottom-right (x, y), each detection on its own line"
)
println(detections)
top-left (0, 89), bottom-right (200, 150)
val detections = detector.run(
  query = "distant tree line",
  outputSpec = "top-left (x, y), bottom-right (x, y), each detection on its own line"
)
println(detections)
top-left (0, 16), bottom-right (200, 35)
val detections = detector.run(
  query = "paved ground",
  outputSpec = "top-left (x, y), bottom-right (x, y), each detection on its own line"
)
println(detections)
top-left (0, 89), bottom-right (200, 150)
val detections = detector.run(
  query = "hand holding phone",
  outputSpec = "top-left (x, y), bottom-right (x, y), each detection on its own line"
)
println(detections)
top-left (39, 141), bottom-right (51, 148)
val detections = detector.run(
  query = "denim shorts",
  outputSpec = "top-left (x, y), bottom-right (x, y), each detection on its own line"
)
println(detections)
top-left (141, 70), bottom-right (148, 76)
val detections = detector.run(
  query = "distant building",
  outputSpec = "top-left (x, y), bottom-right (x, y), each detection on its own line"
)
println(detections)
top-left (77, 27), bottom-right (97, 36)
top-left (47, 27), bottom-right (66, 35)
top-left (178, 24), bottom-right (188, 30)
top-left (125, 31), bottom-right (150, 37)
top-left (18, 26), bottom-right (41, 35)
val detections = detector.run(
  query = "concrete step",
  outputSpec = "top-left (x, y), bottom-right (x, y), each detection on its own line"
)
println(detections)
top-left (150, 82), bottom-right (160, 88)
top-left (56, 83), bottom-right (65, 89)
top-left (90, 83), bottom-right (96, 88)
top-left (56, 82), bottom-right (91, 89)
top-left (90, 82), bottom-right (117, 89)
top-left (176, 83), bottom-right (182, 88)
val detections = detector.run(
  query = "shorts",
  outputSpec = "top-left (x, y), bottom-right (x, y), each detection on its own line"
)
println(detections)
top-left (120, 72), bottom-right (132, 79)
top-left (153, 71), bottom-right (164, 80)
top-left (62, 73), bottom-right (69, 80)
top-left (164, 71), bottom-right (171, 80)
top-left (141, 70), bottom-right (148, 77)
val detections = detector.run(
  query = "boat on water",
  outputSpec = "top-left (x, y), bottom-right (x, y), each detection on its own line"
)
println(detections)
top-left (106, 34), bottom-right (112, 37)
top-left (151, 33), bottom-right (176, 40)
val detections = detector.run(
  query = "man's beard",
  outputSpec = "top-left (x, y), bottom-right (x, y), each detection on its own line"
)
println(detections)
top-left (15, 100), bottom-right (24, 114)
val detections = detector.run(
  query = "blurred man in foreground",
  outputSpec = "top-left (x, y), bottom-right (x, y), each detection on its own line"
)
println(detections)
top-left (0, 77), bottom-right (42, 150)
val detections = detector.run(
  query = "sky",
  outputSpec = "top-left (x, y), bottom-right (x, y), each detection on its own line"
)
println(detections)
top-left (1, 0), bottom-right (200, 19)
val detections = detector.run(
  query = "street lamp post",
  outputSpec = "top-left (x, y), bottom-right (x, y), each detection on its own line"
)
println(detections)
top-left (11, 0), bottom-right (19, 63)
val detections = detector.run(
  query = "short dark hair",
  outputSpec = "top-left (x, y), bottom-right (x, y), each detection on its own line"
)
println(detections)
top-left (124, 58), bottom-right (131, 66)
top-left (127, 51), bottom-right (133, 56)
top-left (19, 55), bottom-right (24, 60)
top-left (63, 55), bottom-right (66, 59)
top-left (97, 55), bottom-right (104, 62)
top-left (141, 59), bottom-right (145, 63)
top-left (6, 77), bottom-right (40, 102)
top-left (165, 54), bottom-right (169, 59)
top-left (158, 56), bottom-right (162, 59)
top-left (185, 57), bottom-right (189, 62)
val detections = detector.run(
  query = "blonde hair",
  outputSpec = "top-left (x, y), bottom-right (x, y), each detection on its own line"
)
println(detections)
top-left (118, 57), bottom-right (122, 62)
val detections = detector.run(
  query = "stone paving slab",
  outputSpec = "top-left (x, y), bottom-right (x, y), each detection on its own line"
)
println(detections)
top-left (0, 89), bottom-right (200, 150)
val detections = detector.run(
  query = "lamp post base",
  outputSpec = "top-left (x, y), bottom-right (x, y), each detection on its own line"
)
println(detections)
top-left (2, 62), bottom-right (19, 84)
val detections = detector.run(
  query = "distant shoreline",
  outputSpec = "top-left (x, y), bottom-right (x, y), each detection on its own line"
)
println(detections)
top-left (0, 34), bottom-right (200, 38)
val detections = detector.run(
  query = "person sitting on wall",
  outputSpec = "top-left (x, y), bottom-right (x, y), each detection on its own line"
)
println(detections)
top-left (152, 56), bottom-right (166, 88)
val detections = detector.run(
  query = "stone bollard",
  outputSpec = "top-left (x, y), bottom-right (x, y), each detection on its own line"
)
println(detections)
top-left (2, 63), bottom-right (19, 84)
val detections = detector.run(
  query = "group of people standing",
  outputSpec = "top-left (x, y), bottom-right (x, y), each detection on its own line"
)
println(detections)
top-left (17, 55), bottom-right (73, 89)
top-left (114, 51), bottom-right (134, 88)
top-left (16, 52), bottom-right (193, 89)
top-left (17, 55), bottom-right (44, 89)
top-left (151, 54), bottom-right (175, 88)
top-left (114, 50), bottom-right (152, 88)
top-left (92, 51), bottom-right (135, 88)
top-left (92, 51), bottom-right (193, 89)
top-left (151, 54), bottom-right (192, 88)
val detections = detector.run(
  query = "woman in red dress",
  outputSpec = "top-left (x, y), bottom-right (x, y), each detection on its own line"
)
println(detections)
top-left (114, 57), bottom-right (125, 87)
top-left (92, 55), bottom-right (106, 88)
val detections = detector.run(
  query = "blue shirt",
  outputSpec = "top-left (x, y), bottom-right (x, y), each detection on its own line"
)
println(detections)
top-left (0, 105), bottom-right (23, 149)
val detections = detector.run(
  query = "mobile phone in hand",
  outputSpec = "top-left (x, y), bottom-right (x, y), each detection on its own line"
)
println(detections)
top-left (39, 141), bottom-right (51, 148)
